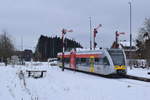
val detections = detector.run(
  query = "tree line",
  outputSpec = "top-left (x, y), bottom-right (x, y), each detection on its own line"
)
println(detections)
top-left (0, 32), bottom-right (82, 62)
top-left (34, 35), bottom-right (83, 61)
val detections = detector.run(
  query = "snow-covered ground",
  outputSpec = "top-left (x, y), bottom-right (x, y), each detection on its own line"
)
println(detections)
top-left (128, 67), bottom-right (150, 78)
top-left (0, 62), bottom-right (150, 100)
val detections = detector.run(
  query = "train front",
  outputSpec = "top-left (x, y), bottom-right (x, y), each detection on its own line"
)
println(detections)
top-left (108, 49), bottom-right (127, 75)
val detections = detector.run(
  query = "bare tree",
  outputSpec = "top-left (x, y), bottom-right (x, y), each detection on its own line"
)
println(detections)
top-left (0, 30), bottom-right (15, 63)
top-left (137, 18), bottom-right (150, 42)
top-left (136, 18), bottom-right (150, 67)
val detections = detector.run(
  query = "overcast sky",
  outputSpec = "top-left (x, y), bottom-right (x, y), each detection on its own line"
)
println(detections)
top-left (0, 0), bottom-right (150, 51)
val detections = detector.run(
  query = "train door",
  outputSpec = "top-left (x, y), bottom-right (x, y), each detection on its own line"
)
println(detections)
top-left (70, 51), bottom-right (76, 69)
top-left (102, 56), bottom-right (111, 75)
top-left (89, 56), bottom-right (94, 72)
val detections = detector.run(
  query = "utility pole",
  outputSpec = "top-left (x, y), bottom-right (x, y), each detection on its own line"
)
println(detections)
top-left (129, 1), bottom-right (133, 69)
top-left (62, 29), bottom-right (65, 71)
top-left (89, 17), bottom-right (92, 50)
top-left (129, 1), bottom-right (132, 50)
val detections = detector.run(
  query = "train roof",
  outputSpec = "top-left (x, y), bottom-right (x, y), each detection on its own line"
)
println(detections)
top-left (57, 48), bottom-right (123, 56)
top-left (57, 49), bottom-right (103, 55)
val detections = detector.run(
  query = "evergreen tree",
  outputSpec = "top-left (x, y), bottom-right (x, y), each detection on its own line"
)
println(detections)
top-left (34, 35), bottom-right (82, 61)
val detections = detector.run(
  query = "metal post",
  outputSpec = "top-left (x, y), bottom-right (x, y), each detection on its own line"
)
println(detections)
top-left (89, 17), bottom-right (92, 50)
top-left (62, 30), bottom-right (65, 71)
top-left (129, 1), bottom-right (132, 69)
top-left (115, 31), bottom-right (118, 48)
top-left (93, 28), bottom-right (98, 50)
top-left (93, 36), bottom-right (95, 50)
top-left (129, 2), bottom-right (132, 50)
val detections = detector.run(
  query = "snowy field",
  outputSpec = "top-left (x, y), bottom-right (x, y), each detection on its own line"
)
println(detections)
top-left (0, 62), bottom-right (150, 100)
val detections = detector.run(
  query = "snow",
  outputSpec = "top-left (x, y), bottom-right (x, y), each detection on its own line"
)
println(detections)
top-left (0, 62), bottom-right (150, 100)
top-left (127, 67), bottom-right (150, 78)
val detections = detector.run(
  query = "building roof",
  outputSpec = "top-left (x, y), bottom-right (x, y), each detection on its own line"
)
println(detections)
top-left (119, 41), bottom-right (137, 50)
top-left (120, 41), bottom-right (136, 47)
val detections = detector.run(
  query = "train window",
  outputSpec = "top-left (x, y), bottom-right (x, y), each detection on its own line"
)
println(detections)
top-left (100, 59), bottom-right (104, 65)
top-left (108, 49), bottom-right (125, 65)
top-left (81, 58), bottom-right (86, 63)
top-left (95, 58), bottom-right (99, 64)
top-left (76, 58), bottom-right (90, 66)
top-left (95, 58), bottom-right (99, 62)
top-left (79, 58), bottom-right (90, 66)
top-left (95, 58), bottom-right (103, 65)
top-left (64, 58), bottom-right (70, 63)
top-left (76, 58), bottom-right (81, 64)
top-left (86, 58), bottom-right (90, 65)
top-left (103, 57), bottom-right (110, 65)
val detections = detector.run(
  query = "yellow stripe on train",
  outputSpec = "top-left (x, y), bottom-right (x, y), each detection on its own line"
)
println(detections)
top-left (90, 66), bottom-right (94, 72)
top-left (114, 65), bottom-right (126, 70)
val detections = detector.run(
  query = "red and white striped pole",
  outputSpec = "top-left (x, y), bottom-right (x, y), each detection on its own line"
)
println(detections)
top-left (93, 28), bottom-right (97, 50)
top-left (61, 29), bottom-right (66, 71)
top-left (93, 24), bottom-right (102, 50)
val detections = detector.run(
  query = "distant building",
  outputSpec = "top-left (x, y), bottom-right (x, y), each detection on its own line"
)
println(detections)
top-left (120, 41), bottom-right (137, 59)
top-left (23, 49), bottom-right (33, 61)
top-left (14, 49), bottom-right (33, 61)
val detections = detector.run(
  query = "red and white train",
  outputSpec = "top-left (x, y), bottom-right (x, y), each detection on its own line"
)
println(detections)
top-left (57, 48), bottom-right (127, 75)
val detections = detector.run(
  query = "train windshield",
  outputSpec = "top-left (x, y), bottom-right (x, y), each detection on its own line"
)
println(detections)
top-left (108, 49), bottom-right (125, 65)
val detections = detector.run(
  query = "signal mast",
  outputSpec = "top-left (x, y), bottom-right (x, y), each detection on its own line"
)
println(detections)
top-left (61, 28), bottom-right (73, 71)
top-left (93, 24), bottom-right (102, 50)
top-left (114, 31), bottom-right (125, 48)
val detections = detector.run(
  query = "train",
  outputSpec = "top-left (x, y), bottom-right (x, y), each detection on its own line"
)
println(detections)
top-left (57, 48), bottom-right (127, 75)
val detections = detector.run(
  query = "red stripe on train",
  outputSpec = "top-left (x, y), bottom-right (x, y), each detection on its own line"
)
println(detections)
top-left (58, 54), bottom-right (101, 58)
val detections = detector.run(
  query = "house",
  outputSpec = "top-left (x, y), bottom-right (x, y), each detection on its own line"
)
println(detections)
top-left (23, 49), bottom-right (33, 61)
top-left (14, 49), bottom-right (33, 61)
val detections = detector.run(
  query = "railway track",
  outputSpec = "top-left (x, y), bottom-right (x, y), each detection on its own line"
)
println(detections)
top-left (63, 67), bottom-right (150, 82)
top-left (122, 74), bottom-right (150, 82)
